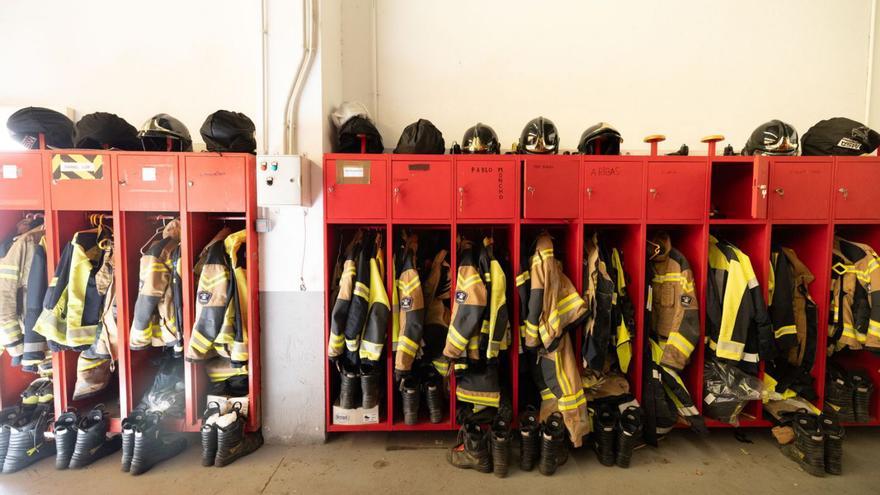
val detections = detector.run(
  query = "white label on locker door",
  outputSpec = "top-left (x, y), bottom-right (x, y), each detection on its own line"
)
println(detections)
top-left (343, 166), bottom-right (364, 178)
top-left (141, 167), bottom-right (157, 182)
top-left (2, 165), bottom-right (17, 179)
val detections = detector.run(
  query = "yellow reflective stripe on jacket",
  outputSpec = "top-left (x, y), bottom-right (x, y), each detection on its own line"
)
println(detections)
top-left (774, 325), bottom-right (797, 339)
top-left (456, 390), bottom-right (500, 408)
top-left (446, 324), bottom-right (467, 350)
top-left (456, 273), bottom-right (482, 291)
top-left (558, 390), bottom-right (586, 411)
top-left (515, 271), bottom-right (530, 287)
top-left (616, 320), bottom-right (632, 373)
top-left (398, 276), bottom-right (421, 295)
top-left (397, 335), bottom-right (419, 356)
top-left (359, 340), bottom-right (383, 361)
top-left (652, 273), bottom-right (695, 293)
top-left (540, 388), bottom-right (555, 401)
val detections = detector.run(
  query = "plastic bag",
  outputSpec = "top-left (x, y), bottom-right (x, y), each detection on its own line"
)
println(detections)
top-left (137, 353), bottom-right (185, 417)
top-left (703, 358), bottom-right (762, 426)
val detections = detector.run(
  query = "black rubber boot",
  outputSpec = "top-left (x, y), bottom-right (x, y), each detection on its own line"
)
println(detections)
top-left (201, 401), bottom-right (222, 467)
top-left (447, 422), bottom-right (491, 473)
top-left (360, 364), bottom-right (382, 410)
top-left (339, 362), bottom-right (361, 410)
top-left (54, 409), bottom-right (79, 469)
top-left (401, 375), bottom-right (420, 425)
top-left (0, 406), bottom-right (25, 467)
top-left (214, 407), bottom-right (263, 467)
top-left (424, 374), bottom-right (444, 424)
top-left (2, 409), bottom-right (55, 474)
top-left (490, 416), bottom-right (511, 478)
top-left (851, 371), bottom-right (873, 423)
top-left (824, 367), bottom-right (855, 423)
top-left (120, 410), bottom-right (147, 473)
top-left (782, 411), bottom-right (825, 477)
top-left (538, 412), bottom-right (566, 476)
top-left (820, 415), bottom-right (844, 475)
top-left (129, 413), bottom-right (187, 475)
top-left (69, 406), bottom-right (122, 469)
top-left (616, 406), bottom-right (643, 468)
top-left (518, 406), bottom-right (540, 471)
top-left (593, 405), bottom-right (617, 467)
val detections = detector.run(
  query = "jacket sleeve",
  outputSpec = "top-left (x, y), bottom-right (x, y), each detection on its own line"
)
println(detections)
top-left (21, 242), bottom-right (49, 371)
top-left (659, 264), bottom-right (700, 371)
top-left (360, 245), bottom-right (390, 366)
top-left (130, 239), bottom-right (172, 350)
top-left (485, 257), bottom-right (509, 360)
top-left (769, 250), bottom-right (798, 354)
top-left (34, 240), bottom-right (74, 348)
top-left (394, 253), bottom-right (424, 374)
top-left (861, 249), bottom-right (880, 350)
top-left (186, 245), bottom-right (229, 361)
top-left (0, 236), bottom-right (24, 353)
top-left (343, 241), bottom-right (372, 363)
top-left (328, 257), bottom-right (355, 360)
top-left (443, 249), bottom-right (487, 361)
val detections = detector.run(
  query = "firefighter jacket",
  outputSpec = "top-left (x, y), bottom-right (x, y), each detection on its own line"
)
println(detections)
top-left (0, 220), bottom-right (50, 374)
top-left (443, 237), bottom-right (510, 409)
top-left (520, 232), bottom-right (589, 447)
top-left (130, 220), bottom-right (183, 354)
top-left (73, 247), bottom-right (118, 401)
top-left (186, 229), bottom-right (250, 384)
top-left (34, 228), bottom-right (112, 352)
top-left (705, 236), bottom-right (773, 374)
top-left (647, 232), bottom-right (699, 371)
top-left (327, 229), bottom-right (390, 368)
top-left (765, 246), bottom-right (817, 401)
top-left (582, 232), bottom-right (634, 375)
top-left (829, 236), bottom-right (880, 353)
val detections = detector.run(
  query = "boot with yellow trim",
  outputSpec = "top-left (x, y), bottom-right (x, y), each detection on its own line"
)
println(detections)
top-left (538, 412), bottom-right (566, 476)
top-left (2, 406), bottom-right (55, 474)
top-left (54, 409), bottom-right (79, 469)
top-left (820, 414), bottom-right (844, 475)
top-left (423, 371), bottom-right (444, 424)
top-left (214, 403), bottom-right (264, 467)
top-left (781, 410), bottom-right (825, 477)
top-left (200, 401), bottom-right (223, 467)
top-left (69, 405), bottom-right (122, 469)
top-left (489, 416), bottom-right (511, 478)
top-left (616, 406), bottom-right (643, 468)
top-left (518, 405), bottom-right (540, 471)
top-left (850, 370), bottom-right (873, 423)
top-left (401, 375), bottom-right (420, 425)
top-left (592, 404), bottom-right (617, 467)
top-left (824, 365), bottom-right (854, 423)
top-left (0, 406), bottom-right (26, 467)
top-left (360, 364), bottom-right (382, 410)
top-left (338, 362), bottom-right (360, 410)
top-left (447, 421), bottom-right (491, 473)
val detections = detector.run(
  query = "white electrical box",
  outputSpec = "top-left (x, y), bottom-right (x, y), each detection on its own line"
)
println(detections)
top-left (256, 154), bottom-right (310, 206)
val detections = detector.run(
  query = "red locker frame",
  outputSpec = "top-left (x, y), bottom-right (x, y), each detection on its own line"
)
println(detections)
top-left (324, 149), bottom-right (880, 433)
top-left (0, 150), bottom-right (261, 433)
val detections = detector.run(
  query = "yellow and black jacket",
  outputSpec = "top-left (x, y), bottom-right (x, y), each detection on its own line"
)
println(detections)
top-left (443, 237), bottom-right (510, 409)
top-left (520, 232), bottom-right (589, 447)
top-left (0, 220), bottom-right (50, 374)
top-left (129, 220), bottom-right (183, 354)
top-left (765, 246), bottom-right (817, 401)
top-left (829, 236), bottom-right (880, 353)
top-left (705, 236), bottom-right (773, 374)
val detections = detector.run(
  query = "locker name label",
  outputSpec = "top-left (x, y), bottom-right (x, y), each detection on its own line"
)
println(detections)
top-left (51, 154), bottom-right (104, 181)
top-left (591, 166), bottom-right (620, 176)
top-left (142, 167), bottom-right (157, 182)
top-left (342, 166), bottom-right (364, 178)
top-left (336, 160), bottom-right (370, 184)
top-left (2, 165), bottom-right (17, 179)
top-left (469, 166), bottom-right (505, 200)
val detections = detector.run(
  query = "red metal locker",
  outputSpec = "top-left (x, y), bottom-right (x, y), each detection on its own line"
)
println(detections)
top-left (48, 152), bottom-right (112, 210)
top-left (116, 154), bottom-right (180, 211)
top-left (768, 158), bottom-right (832, 220)
top-left (391, 158), bottom-right (452, 220)
top-left (833, 157), bottom-right (880, 219)
top-left (523, 156), bottom-right (580, 219)
top-left (646, 159), bottom-right (707, 220)
top-left (185, 154), bottom-right (246, 212)
top-left (325, 157), bottom-right (387, 220)
top-left (455, 157), bottom-right (516, 219)
top-left (583, 158), bottom-right (643, 219)
top-left (0, 152), bottom-right (44, 209)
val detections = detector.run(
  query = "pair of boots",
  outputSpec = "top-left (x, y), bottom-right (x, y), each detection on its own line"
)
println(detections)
top-left (781, 411), bottom-right (845, 477)
top-left (400, 375), bottom-right (444, 425)
top-left (0, 378), bottom-right (56, 474)
top-left (201, 401), bottom-right (263, 467)
top-left (824, 367), bottom-right (874, 423)
top-left (120, 410), bottom-right (187, 475)
top-left (593, 405), bottom-right (643, 468)
top-left (55, 405), bottom-right (121, 469)
top-left (339, 363), bottom-right (382, 410)
top-left (447, 416), bottom-right (514, 477)
top-left (519, 408), bottom-right (568, 476)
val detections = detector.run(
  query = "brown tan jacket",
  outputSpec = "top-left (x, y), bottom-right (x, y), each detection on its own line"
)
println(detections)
top-left (648, 232), bottom-right (699, 371)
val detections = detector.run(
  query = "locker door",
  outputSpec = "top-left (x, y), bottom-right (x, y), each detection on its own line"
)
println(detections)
top-left (49, 152), bottom-right (112, 210)
top-left (769, 158), bottom-right (832, 220)
top-left (646, 160), bottom-right (707, 220)
top-left (583, 159), bottom-right (643, 219)
top-left (456, 158), bottom-right (515, 219)
top-left (325, 158), bottom-right (387, 220)
top-left (833, 157), bottom-right (880, 219)
top-left (751, 156), bottom-right (770, 219)
top-left (185, 155), bottom-right (246, 212)
top-left (523, 157), bottom-right (580, 219)
top-left (391, 158), bottom-right (452, 220)
top-left (117, 154), bottom-right (179, 211)
top-left (0, 152), bottom-right (43, 209)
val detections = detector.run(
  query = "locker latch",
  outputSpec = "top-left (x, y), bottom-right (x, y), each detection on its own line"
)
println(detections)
top-left (758, 184), bottom-right (767, 199)
top-left (586, 187), bottom-right (592, 199)
top-left (838, 187), bottom-right (848, 200)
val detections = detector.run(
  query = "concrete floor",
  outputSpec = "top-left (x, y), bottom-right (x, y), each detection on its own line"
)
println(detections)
top-left (1, 429), bottom-right (878, 495)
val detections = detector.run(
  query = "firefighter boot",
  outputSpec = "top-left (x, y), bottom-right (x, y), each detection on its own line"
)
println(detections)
top-left (54, 409), bottom-right (79, 469)
top-left (447, 422), bottom-right (492, 473)
top-left (120, 410), bottom-right (147, 472)
top-left (518, 406), bottom-right (540, 471)
top-left (782, 411), bottom-right (825, 477)
top-left (820, 415), bottom-right (844, 475)
top-left (0, 406), bottom-right (25, 467)
top-left (214, 406), bottom-right (264, 467)
top-left (490, 416), bottom-right (511, 478)
top-left (616, 406), bottom-right (644, 468)
top-left (824, 367), bottom-right (854, 423)
top-left (538, 412), bottom-right (566, 476)
top-left (129, 413), bottom-right (187, 475)
top-left (424, 373), bottom-right (444, 424)
top-left (593, 405), bottom-right (617, 467)
top-left (360, 364), bottom-right (381, 410)
top-left (851, 371), bottom-right (874, 423)
top-left (2, 409), bottom-right (55, 474)
top-left (69, 405), bottom-right (122, 469)
top-left (401, 375), bottom-right (420, 425)
top-left (339, 362), bottom-right (361, 410)
top-left (200, 401), bottom-right (223, 467)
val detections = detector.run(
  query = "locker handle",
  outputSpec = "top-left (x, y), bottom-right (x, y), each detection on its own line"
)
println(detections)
top-left (838, 187), bottom-right (848, 200)
top-left (527, 185), bottom-right (535, 195)
top-left (327, 185), bottom-right (335, 193)
top-left (586, 187), bottom-right (592, 199)
top-left (774, 187), bottom-right (784, 197)
top-left (187, 180), bottom-right (194, 188)
top-left (458, 187), bottom-right (464, 212)
top-left (119, 179), bottom-right (127, 186)
top-left (393, 186), bottom-right (401, 203)
top-left (758, 184), bottom-right (767, 199)
top-left (649, 188), bottom-right (657, 199)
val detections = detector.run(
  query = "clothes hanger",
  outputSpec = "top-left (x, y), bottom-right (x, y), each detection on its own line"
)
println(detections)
top-left (646, 239), bottom-right (661, 261)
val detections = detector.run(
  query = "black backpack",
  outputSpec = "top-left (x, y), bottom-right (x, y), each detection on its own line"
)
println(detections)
top-left (394, 119), bottom-right (445, 154)
top-left (7, 107), bottom-right (74, 149)
top-left (802, 118), bottom-right (880, 156)
top-left (336, 116), bottom-right (384, 153)
top-left (74, 112), bottom-right (140, 150)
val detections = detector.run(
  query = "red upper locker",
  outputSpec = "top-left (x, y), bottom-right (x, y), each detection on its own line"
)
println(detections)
top-left (0, 152), bottom-right (45, 210)
top-left (47, 151), bottom-right (113, 210)
top-left (522, 156), bottom-right (580, 219)
top-left (391, 156), bottom-right (452, 220)
top-left (832, 156), bottom-right (880, 220)
top-left (768, 157), bottom-right (832, 220)
top-left (455, 156), bottom-right (516, 220)
top-left (184, 154), bottom-right (247, 212)
top-left (646, 158), bottom-right (708, 221)
top-left (116, 153), bottom-right (180, 211)
top-left (325, 156), bottom-right (388, 220)
top-left (582, 157), bottom-right (644, 220)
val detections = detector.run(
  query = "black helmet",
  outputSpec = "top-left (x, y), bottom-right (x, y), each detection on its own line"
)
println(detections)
top-left (138, 113), bottom-right (193, 152)
top-left (336, 115), bottom-right (384, 153)
top-left (742, 120), bottom-right (798, 156)
top-left (801, 118), bottom-right (880, 156)
top-left (519, 116), bottom-right (559, 154)
top-left (200, 110), bottom-right (256, 153)
top-left (6, 107), bottom-right (74, 149)
top-left (461, 123), bottom-right (500, 154)
top-left (394, 119), bottom-right (445, 154)
top-left (577, 122), bottom-right (622, 155)
top-left (74, 112), bottom-right (140, 150)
